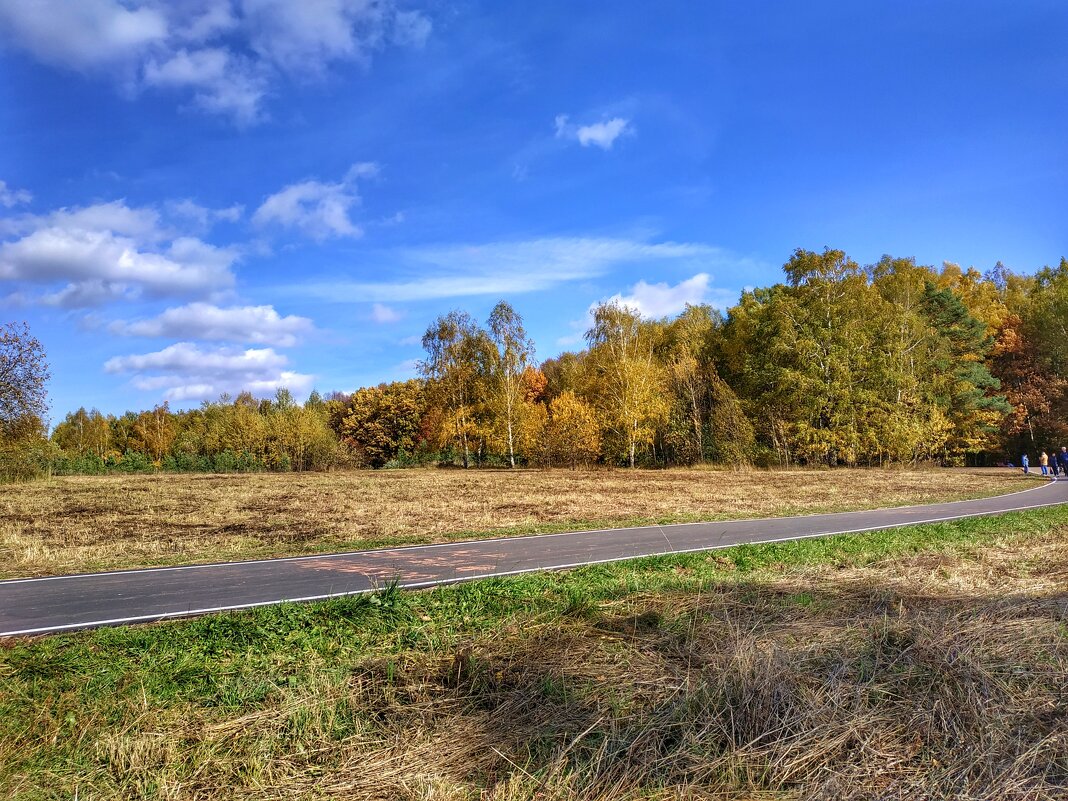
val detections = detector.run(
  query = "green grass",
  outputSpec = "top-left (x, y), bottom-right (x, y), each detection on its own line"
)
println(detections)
top-left (2, 505), bottom-right (1067, 799)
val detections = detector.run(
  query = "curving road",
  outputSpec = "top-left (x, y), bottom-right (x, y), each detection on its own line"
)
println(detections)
top-left (3, 476), bottom-right (1067, 637)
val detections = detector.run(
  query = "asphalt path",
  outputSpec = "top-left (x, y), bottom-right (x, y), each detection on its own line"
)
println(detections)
top-left (3, 475), bottom-right (1067, 637)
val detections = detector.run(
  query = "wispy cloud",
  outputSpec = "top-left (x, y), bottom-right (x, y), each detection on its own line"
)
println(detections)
top-left (0, 180), bottom-right (31, 208)
top-left (370, 302), bottom-right (403, 323)
top-left (165, 199), bottom-right (244, 232)
top-left (291, 237), bottom-right (715, 303)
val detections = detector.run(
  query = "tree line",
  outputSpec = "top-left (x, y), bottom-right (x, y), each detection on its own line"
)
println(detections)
top-left (2, 248), bottom-right (1067, 478)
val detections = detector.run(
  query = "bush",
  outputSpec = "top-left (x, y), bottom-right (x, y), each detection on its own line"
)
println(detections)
top-left (212, 449), bottom-right (239, 473)
top-left (51, 452), bottom-right (107, 476)
top-left (0, 439), bottom-right (54, 483)
top-left (114, 449), bottom-right (154, 473)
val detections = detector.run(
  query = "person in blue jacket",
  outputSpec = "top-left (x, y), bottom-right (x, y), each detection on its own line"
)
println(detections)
top-left (1060, 447), bottom-right (1068, 476)
top-left (1022, 453), bottom-right (1029, 474)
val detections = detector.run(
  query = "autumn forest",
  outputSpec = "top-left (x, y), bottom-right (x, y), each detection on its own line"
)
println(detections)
top-left (7, 248), bottom-right (1068, 478)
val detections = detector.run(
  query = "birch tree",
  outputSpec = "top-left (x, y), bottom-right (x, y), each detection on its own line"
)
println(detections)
top-left (420, 311), bottom-right (492, 468)
top-left (586, 302), bottom-right (668, 467)
top-left (487, 301), bottom-right (534, 467)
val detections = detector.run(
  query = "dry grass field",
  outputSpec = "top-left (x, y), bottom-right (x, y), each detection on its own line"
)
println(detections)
top-left (0, 467), bottom-right (1029, 578)
top-left (2, 505), bottom-right (1066, 799)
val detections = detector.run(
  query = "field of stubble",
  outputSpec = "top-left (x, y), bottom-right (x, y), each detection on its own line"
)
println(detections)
top-left (0, 467), bottom-right (1029, 578)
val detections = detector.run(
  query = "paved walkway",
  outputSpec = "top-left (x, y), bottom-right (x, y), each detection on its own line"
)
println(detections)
top-left (3, 476), bottom-right (1066, 637)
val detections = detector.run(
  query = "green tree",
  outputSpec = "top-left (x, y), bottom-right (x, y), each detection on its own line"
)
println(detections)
top-left (656, 304), bottom-right (745, 465)
top-left (919, 281), bottom-right (1009, 461)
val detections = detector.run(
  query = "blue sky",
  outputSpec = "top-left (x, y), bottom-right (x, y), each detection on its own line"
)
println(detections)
top-left (1, 1), bottom-right (1065, 418)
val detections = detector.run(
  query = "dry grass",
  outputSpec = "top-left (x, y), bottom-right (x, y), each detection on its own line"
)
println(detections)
top-left (0, 467), bottom-right (1029, 578)
top-left (3, 510), bottom-right (1065, 800)
top-left (265, 534), bottom-right (1068, 800)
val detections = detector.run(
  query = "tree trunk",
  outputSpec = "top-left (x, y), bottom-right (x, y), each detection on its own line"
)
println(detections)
top-left (629, 425), bottom-right (636, 468)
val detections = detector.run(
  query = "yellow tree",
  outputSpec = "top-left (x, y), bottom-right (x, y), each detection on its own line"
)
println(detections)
top-left (420, 312), bottom-right (492, 468)
top-left (586, 302), bottom-right (668, 468)
top-left (337, 380), bottom-right (427, 467)
top-left (547, 391), bottom-right (600, 468)
top-left (133, 403), bottom-right (176, 462)
top-left (869, 256), bottom-right (947, 463)
top-left (225, 394), bottom-right (267, 459)
top-left (53, 408), bottom-right (96, 456)
top-left (517, 400), bottom-right (550, 467)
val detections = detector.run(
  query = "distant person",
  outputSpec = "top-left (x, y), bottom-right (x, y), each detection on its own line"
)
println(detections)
top-left (1060, 447), bottom-right (1068, 476)
top-left (1022, 453), bottom-right (1029, 474)
top-left (1040, 451), bottom-right (1049, 476)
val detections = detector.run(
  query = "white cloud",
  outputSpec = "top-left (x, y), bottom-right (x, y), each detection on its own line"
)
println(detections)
top-left (106, 342), bottom-right (288, 374)
top-left (243, 0), bottom-right (393, 73)
top-left (111, 303), bottom-right (314, 346)
top-left (293, 237), bottom-right (714, 302)
top-left (104, 341), bottom-right (313, 402)
top-left (43, 281), bottom-right (130, 308)
top-left (555, 114), bottom-right (632, 150)
top-left (559, 274), bottom-right (741, 345)
top-left (0, 180), bottom-right (31, 208)
top-left (555, 319), bottom-right (587, 348)
top-left (253, 163), bottom-right (377, 240)
top-left (578, 119), bottom-right (630, 149)
top-left (175, 2), bottom-right (238, 43)
top-left (0, 0), bottom-right (166, 70)
top-left (370, 302), bottom-right (402, 323)
top-left (0, 1), bottom-right (432, 125)
top-left (600, 273), bottom-right (714, 319)
top-left (0, 199), bottom-right (238, 307)
top-left (40, 200), bottom-right (164, 241)
top-left (143, 47), bottom-right (267, 125)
